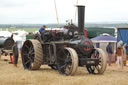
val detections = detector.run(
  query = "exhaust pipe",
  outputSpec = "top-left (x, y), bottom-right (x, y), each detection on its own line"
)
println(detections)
top-left (77, 5), bottom-right (85, 35)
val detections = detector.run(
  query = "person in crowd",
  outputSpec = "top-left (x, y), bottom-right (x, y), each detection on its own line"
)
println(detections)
top-left (115, 41), bottom-right (124, 69)
top-left (106, 42), bottom-right (113, 66)
top-left (39, 25), bottom-right (46, 34)
top-left (125, 41), bottom-right (128, 63)
top-left (13, 42), bottom-right (19, 67)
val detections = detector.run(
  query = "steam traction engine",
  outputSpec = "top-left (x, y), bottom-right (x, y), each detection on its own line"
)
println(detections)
top-left (21, 6), bottom-right (107, 75)
top-left (0, 33), bottom-right (14, 57)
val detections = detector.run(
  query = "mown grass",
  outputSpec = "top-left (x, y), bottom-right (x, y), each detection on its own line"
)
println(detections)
top-left (0, 56), bottom-right (128, 85)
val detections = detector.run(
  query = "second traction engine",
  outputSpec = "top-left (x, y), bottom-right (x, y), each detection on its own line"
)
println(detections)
top-left (21, 5), bottom-right (107, 76)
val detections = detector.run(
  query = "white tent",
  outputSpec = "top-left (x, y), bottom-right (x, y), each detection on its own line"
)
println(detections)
top-left (91, 34), bottom-right (117, 62)
top-left (0, 31), bottom-right (12, 45)
top-left (0, 31), bottom-right (12, 37)
top-left (12, 30), bottom-right (28, 50)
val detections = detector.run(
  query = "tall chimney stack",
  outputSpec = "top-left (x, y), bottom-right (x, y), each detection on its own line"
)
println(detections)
top-left (77, 5), bottom-right (85, 35)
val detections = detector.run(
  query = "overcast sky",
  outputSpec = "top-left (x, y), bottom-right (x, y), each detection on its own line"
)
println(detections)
top-left (0, 0), bottom-right (128, 24)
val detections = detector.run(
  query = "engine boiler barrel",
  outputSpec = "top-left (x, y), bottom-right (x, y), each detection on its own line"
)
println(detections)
top-left (0, 38), bottom-right (14, 50)
top-left (77, 5), bottom-right (85, 35)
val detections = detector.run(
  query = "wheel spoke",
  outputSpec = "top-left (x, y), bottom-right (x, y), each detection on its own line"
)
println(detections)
top-left (29, 46), bottom-right (34, 53)
top-left (25, 60), bottom-right (31, 65)
top-left (60, 64), bottom-right (66, 69)
top-left (65, 58), bottom-right (72, 64)
top-left (66, 65), bottom-right (72, 71)
top-left (67, 53), bottom-right (70, 57)
top-left (57, 57), bottom-right (65, 61)
top-left (31, 53), bottom-right (35, 55)
top-left (88, 66), bottom-right (95, 73)
top-left (29, 46), bottom-right (33, 51)
top-left (25, 45), bottom-right (29, 49)
top-left (95, 66), bottom-right (100, 72)
top-left (29, 49), bottom-right (34, 54)
top-left (92, 66), bottom-right (95, 71)
top-left (23, 53), bottom-right (29, 56)
top-left (98, 65), bottom-right (102, 69)
top-left (62, 50), bottom-right (68, 57)
top-left (65, 65), bottom-right (72, 74)
top-left (28, 56), bottom-right (33, 62)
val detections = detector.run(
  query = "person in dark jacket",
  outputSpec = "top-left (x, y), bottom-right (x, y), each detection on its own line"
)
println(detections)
top-left (13, 42), bottom-right (19, 67)
top-left (125, 41), bottom-right (128, 61)
top-left (106, 42), bottom-right (113, 66)
top-left (39, 25), bottom-right (46, 34)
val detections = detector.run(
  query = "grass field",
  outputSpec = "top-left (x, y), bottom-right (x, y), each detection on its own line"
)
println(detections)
top-left (0, 56), bottom-right (128, 85)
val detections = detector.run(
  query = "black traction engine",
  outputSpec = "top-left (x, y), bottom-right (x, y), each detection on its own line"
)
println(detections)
top-left (21, 6), bottom-right (107, 76)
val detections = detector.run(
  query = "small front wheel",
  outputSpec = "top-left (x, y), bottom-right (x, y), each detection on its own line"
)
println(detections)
top-left (86, 48), bottom-right (107, 74)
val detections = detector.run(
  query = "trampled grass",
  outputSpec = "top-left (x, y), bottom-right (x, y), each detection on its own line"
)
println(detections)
top-left (0, 56), bottom-right (128, 85)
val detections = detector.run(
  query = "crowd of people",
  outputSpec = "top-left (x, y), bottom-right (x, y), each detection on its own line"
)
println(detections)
top-left (106, 41), bottom-right (128, 70)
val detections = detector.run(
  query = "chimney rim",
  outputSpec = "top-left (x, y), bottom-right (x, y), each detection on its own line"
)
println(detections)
top-left (76, 5), bottom-right (85, 7)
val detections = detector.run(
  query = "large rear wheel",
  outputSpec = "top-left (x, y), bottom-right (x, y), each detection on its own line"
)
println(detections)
top-left (21, 40), bottom-right (43, 70)
top-left (57, 47), bottom-right (78, 76)
top-left (86, 48), bottom-right (107, 74)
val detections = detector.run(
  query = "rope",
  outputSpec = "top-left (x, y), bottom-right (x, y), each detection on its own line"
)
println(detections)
top-left (54, 0), bottom-right (60, 27)
top-left (74, 0), bottom-right (78, 24)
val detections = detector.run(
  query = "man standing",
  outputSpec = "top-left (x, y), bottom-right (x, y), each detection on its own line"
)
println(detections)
top-left (106, 42), bottom-right (113, 66)
top-left (39, 25), bottom-right (46, 34)
top-left (115, 42), bottom-right (124, 69)
top-left (125, 41), bottom-right (128, 62)
top-left (13, 42), bottom-right (19, 67)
